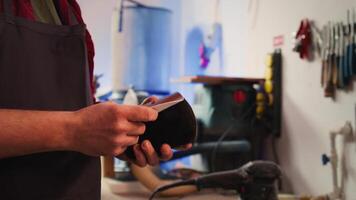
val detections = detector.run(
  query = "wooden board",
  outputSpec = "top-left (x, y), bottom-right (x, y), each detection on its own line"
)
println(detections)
top-left (171, 76), bottom-right (264, 85)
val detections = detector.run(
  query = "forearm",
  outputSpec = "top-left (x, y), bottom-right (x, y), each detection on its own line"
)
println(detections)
top-left (0, 109), bottom-right (77, 159)
top-left (0, 102), bottom-right (165, 164)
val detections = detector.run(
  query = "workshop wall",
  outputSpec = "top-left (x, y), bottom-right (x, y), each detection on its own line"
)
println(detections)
top-left (245, 0), bottom-right (356, 197)
top-left (78, 0), bottom-right (249, 94)
top-left (77, 0), bottom-right (116, 89)
top-left (79, 0), bottom-right (356, 197)
top-left (173, 0), bottom-right (250, 102)
top-left (178, 1), bottom-right (356, 196)
top-left (178, 0), bottom-right (249, 77)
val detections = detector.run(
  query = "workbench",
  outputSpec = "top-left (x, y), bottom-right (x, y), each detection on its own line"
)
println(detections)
top-left (101, 178), bottom-right (238, 200)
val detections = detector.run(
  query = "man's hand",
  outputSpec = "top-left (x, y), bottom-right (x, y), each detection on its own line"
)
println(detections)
top-left (0, 98), bottom-right (192, 162)
top-left (69, 102), bottom-right (158, 157)
top-left (117, 141), bottom-right (192, 167)
top-left (116, 96), bottom-right (193, 167)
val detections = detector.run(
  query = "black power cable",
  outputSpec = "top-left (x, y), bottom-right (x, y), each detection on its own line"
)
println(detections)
top-left (118, 0), bottom-right (124, 32)
top-left (149, 161), bottom-right (282, 200)
top-left (210, 103), bottom-right (256, 172)
top-left (149, 179), bottom-right (197, 200)
top-left (150, 103), bottom-right (257, 198)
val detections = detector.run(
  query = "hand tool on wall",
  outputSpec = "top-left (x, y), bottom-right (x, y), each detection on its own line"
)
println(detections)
top-left (351, 8), bottom-right (356, 75)
top-left (311, 21), bottom-right (323, 57)
top-left (338, 23), bottom-right (346, 89)
top-left (343, 10), bottom-right (353, 86)
top-left (347, 10), bottom-right (355, 78)
top-left (324, 22), bottom-right (335, 98)
top-left (302, 9), bottom-right (356, 97)
top-left (293, 19), bottom-right (312, 60)
top-left (332, 24), bottom-right (340, 89)
top-left (321, 25), bottom-right (328, 87)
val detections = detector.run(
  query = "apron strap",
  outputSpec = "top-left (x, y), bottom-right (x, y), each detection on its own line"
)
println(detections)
top-left (3, 0), bottom-right (15, 24)
top-left (68, 5), bottom-right (79, 25)
top-left (3, 0), bottom-right (14, 17)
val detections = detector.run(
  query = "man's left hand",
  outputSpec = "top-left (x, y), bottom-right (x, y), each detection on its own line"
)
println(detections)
top-left (117, 142), bottom-right (192, 167)
top-left (117, 96), bottom-right (192, 167)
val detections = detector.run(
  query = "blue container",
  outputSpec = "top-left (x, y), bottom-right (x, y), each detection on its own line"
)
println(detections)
top-left (112, 5), bottom-right (172, 95)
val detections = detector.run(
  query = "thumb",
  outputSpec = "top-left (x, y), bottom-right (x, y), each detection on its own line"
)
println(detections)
top-left (141, 96), bottom-right (159, 105)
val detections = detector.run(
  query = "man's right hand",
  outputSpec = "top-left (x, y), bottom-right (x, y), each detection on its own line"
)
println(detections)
top-left (69, 102), bottom-right (158, 157)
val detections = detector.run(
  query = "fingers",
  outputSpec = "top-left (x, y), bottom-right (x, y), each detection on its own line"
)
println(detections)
top-left (174, 143), bottom-right (193, 151)
top-left (141, 96), bottom-right (159, 105)
top-left (140, 141), bottom-right (173, 165)
top-left (124, 122), bottom-right (146, 136)
top-left (184, 143), bottom-right (193, 150)
top-left (121, 105), bottom-right (158, 122)
top-left (116, 146), bottom-right (148, 167)
top-left (141, 140), bottom-right (159, 165)
top-left (160, 144), bottom-right (173, 161)
top-left (120, 136), bottom-right (139, 147)
top-left (119, 142), bottom-right (175, 167)
top-left (132, 144), bottom-right (147, 167)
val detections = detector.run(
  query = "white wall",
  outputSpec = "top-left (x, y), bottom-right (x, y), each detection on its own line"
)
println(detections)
top-left (77, 0), bottom-right (116, 88)
top-left (179, 0), bottom-right (249, 77)
top-left (245, 0), bottom-right (356, 198)
top-left (78, 0), bottom-right (356, 198)
top-left (78, 0), bottom-right (249, 92)
top-left (176, 0), bottom-right (250, 101)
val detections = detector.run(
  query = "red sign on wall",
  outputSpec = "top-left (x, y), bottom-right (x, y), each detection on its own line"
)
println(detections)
top-left (273, 35), bottom-right (284, 47)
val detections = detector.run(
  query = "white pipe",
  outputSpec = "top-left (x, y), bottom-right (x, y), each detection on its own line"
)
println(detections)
top-left (329, 132), bottom-right (338, 198)
top-left (327, 122), bottom-right (352, 200)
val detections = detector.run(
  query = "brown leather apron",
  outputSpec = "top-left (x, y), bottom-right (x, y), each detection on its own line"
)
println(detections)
top-left (0, 0), bottom-right (101, 199)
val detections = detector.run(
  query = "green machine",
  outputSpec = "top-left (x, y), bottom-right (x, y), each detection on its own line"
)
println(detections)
top-left (189, 76), bottom-right (262, 138)
top-left (171, 54), bottom-right (282, 170)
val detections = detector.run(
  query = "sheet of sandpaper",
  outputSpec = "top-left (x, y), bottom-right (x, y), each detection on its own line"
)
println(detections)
top-left (125, 93), bottom-right (197, 159)
top-left (146, 92), bottom-right (184, 112)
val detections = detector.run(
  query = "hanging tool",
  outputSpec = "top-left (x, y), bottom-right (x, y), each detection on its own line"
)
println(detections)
top-left (321, 24), bottom-right (329, 87)
top-left (324, 22), bottom-right (335, 98)
top-left (332, 24), bottom-right (340, 89)
top-left (318, 9), bottom-right (356, 96)
top-left (343, 10), bottom-right (353, 85)
top-left (351, 8), bottom-right (356, 75)
top-left (338, 22), bottom-right (346, 89)
top-left (293, 19), bottom-right (312, 60)
top-left (347, 9), bottom-right (355, 77)
top-left (310, 21), bottom-right (323, 57)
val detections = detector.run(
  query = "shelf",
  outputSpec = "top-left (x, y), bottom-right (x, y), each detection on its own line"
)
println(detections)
top-left (171, 75), bottom-right (264, 85)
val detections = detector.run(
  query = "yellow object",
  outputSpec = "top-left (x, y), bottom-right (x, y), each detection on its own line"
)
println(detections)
top-left (264, 53), bottom-right (274, 106)
top-left (256, 92), bottom-right (264, 102)
top-left (268, 93), bottom-right (274, 105)
top-left (256, 106), bottom-right (264, 115)
top-left (265, 54), bottom-right (273, 67)
top-left (265, 66), bottom-right (273, 80)
top-left (264, 80), bottom-right (273, 93)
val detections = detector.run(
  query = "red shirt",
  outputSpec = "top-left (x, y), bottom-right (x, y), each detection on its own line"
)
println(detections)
top-left (0, 0), bottom-right (96, 96)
